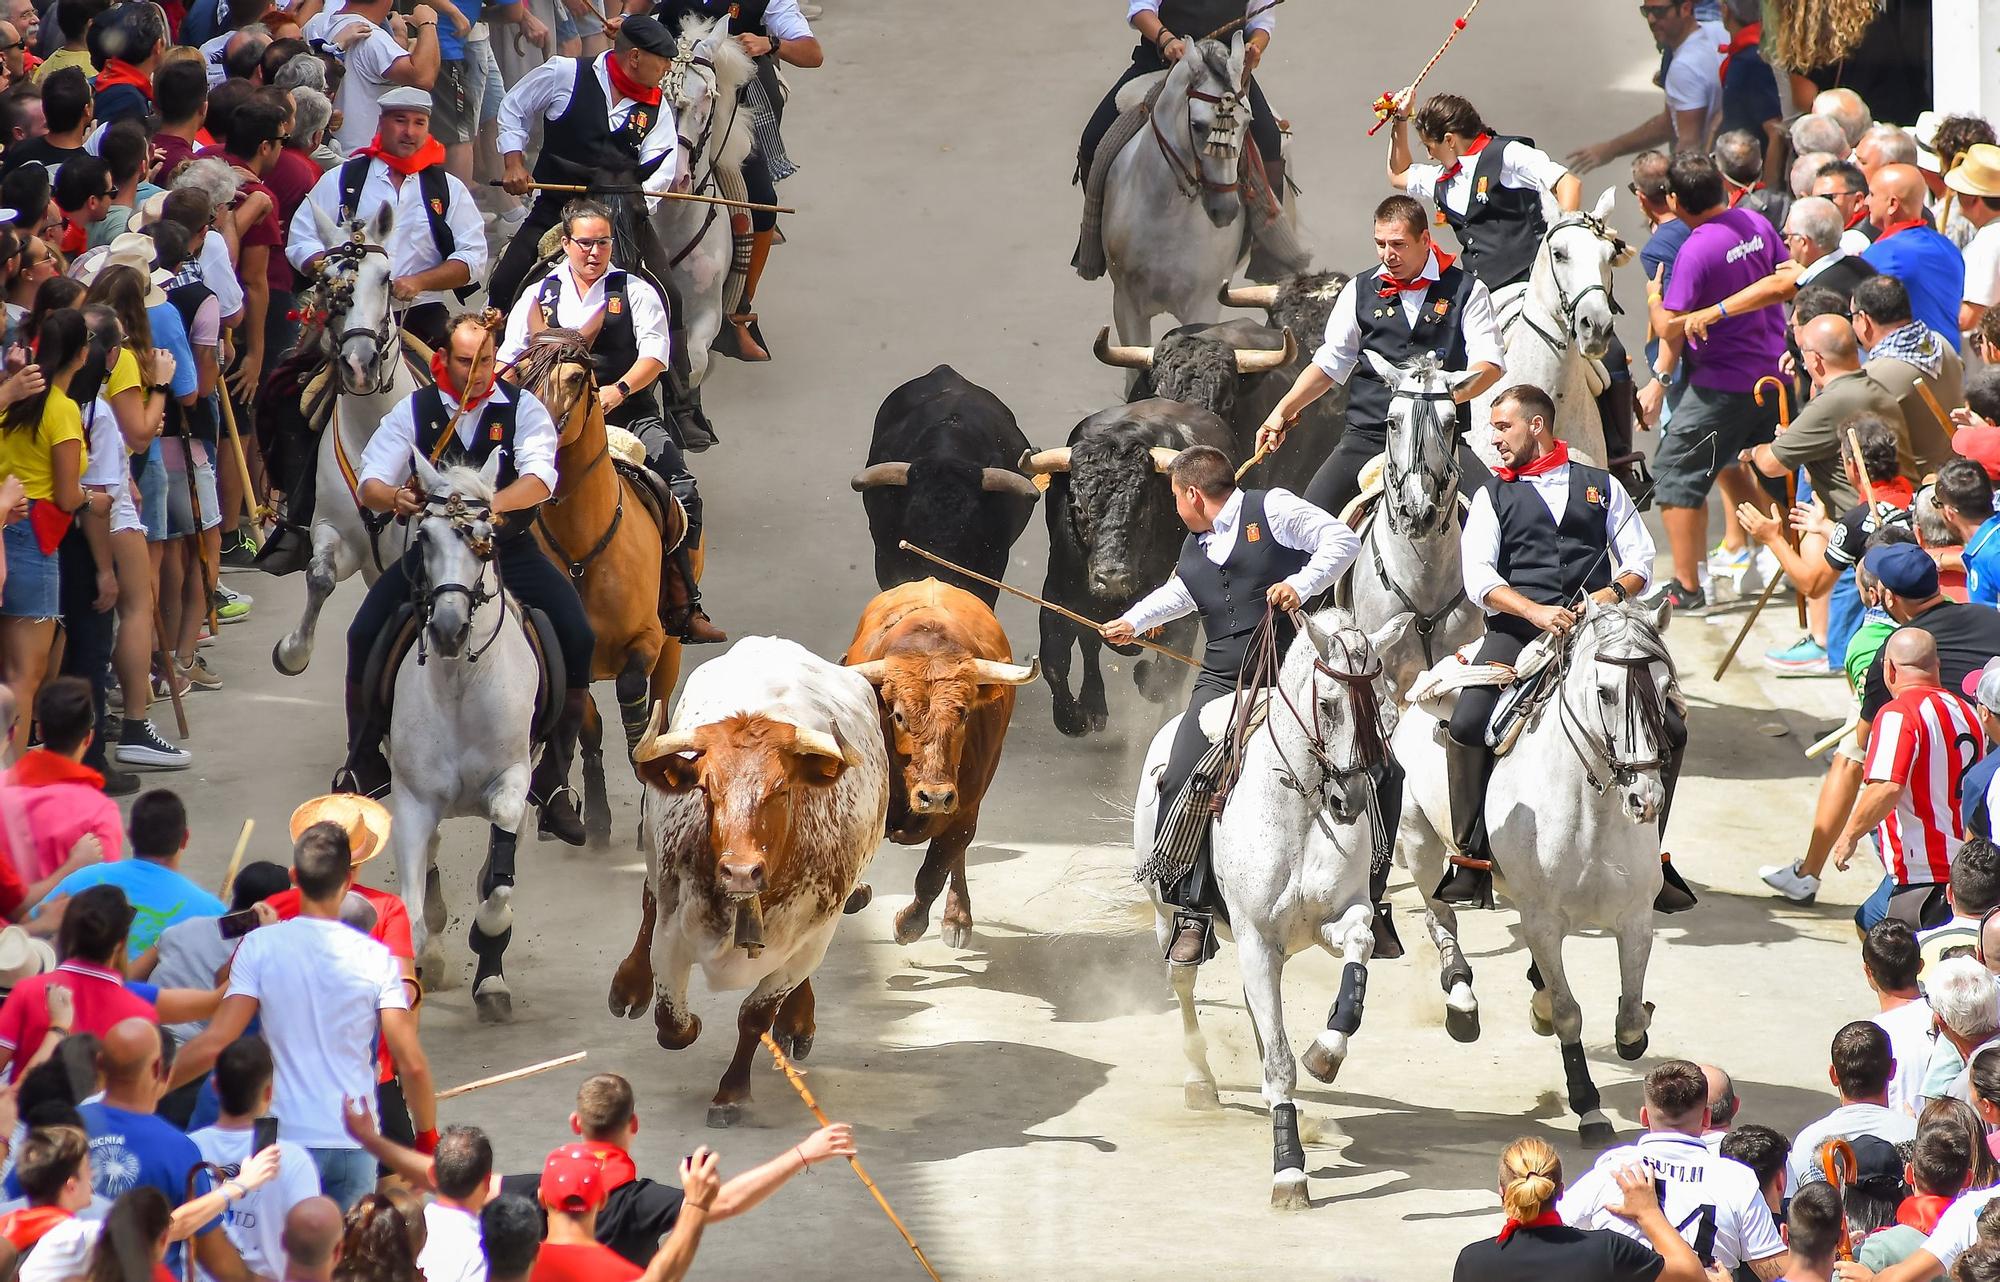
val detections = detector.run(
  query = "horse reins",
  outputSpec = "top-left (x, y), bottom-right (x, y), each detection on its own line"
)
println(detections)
top-left (1553, 611), bottom-right (1673, 794)
top-left (1151, 54), bottom-right (1246, 201)
top-left (1512, 212), bottom-right (1628, 359)
top-left (1363, 379), bottom-right (1466, 667)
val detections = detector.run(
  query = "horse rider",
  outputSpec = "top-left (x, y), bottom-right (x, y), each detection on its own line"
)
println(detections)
top-left (1443, 384), bottom-right (1694, 911)
top-left (490, 14), bottom-right (716, 450)
top-left (497, 198), bottom-right (727, 645)
top-left (1101, 445), bottom-right (1365, 966)
top-left (1077, 1), bottom-right (1285, 210)
top-left (646, 0), bottom-right (823, 363)
top-left (334, 312), bottom-right (599, 848)
top-left (1256, 194), bottom-right (1506, 518)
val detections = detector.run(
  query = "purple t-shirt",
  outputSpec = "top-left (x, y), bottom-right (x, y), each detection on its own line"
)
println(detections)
top-left (1661, 206), bottom-right (1789, 392)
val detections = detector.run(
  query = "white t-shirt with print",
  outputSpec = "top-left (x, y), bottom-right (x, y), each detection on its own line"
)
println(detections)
top-left (419, 1201), bottom-right (488, 1282)
top-left (1558, 1130), bottom-right (1785, 1270)
top-left (189, 1129), bottom-right (321, 1282)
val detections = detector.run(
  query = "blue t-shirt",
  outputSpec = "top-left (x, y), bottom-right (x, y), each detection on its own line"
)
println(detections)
top-left (1963, 746), bottom-right (2000, 840)
top-left (147, 302), bottom-right (198, 399)
top-left (1640, 218), bottom-right (1693, 367)
top-left (78, 1101), bottom-right (218, 1269)
top-left (1863, 225), bottom-right (1968, 352)
top-left (41, 859), bottom-right (225, 953)
top-left (1967, 516), bottom-right (2000, 606)
top-left (436, 0), bottom-right (485, 61)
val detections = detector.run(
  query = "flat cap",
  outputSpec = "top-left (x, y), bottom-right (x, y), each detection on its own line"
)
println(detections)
top-left (377, 86), bottom-right (433, 114)
top-left (618, 13), bottom-right (675, 55)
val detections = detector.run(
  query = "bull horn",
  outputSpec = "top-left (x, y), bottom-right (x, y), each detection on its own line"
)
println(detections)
top-left (1091, 326), bottom-right (1154, 370)
top-left (846, 660), bottom-right (891, 686)
top-left (849, 462), bottom-right (911, 491)
top-left (793, 726), bottom-right (863, 768)
top-left (634, 718), bottom-right (699, 763)
top-left (979, 468), bottom-right (1041, 499)
top-left (1149, 446), bottom-right (1182, 473)
top-left (1233, 329), bottom-right (1297, 374)
top-left (1218, 281), bottom-right (1281, 309)
top-left (970, 657), bottom-right (1041, 686)
top-left (1019, 447), bottom-right (1072, 475)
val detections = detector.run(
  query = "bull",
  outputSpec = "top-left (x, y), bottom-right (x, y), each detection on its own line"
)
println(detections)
top-left (1217, 270), bottom-right (1355, 492)
top-left (613, 637), bottom-right (890, 1127)
top-left (1019, 399), bottom-right (1235, 736)
top-left (844, 580), bottom-right (1039, 949)
top-left (851, 366), bottom-right (1041, 606)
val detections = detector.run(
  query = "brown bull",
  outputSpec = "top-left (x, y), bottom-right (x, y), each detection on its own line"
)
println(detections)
top-left (843, 579), bottom-right (1038, 948)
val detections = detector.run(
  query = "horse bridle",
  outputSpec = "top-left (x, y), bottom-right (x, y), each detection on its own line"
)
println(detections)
top-left (1554, 614), bottom-right (1673, 793)
top-left (1152, 59), bottom-right (1245, 201)
top-left (409, 492), bottom-right (508, 664)
top-left (1381, 383), bottom-right (1461, 539)
top-left (318, 238), bottom-right (401, 396)
top-left (1231, 611), bottom-right (1391, 828)
top-left (1516, 213), bottom-right (1628, 358)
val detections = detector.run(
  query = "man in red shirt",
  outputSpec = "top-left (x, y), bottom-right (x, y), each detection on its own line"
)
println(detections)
top-left (1836, 625), bottom-right (1984, 933)
top-left (532, 1144), bottom-right (717, 1282)
top-left (0, 886), bottom-right (154, 1081)
top-left (196, 91), bottom-right (288, 400)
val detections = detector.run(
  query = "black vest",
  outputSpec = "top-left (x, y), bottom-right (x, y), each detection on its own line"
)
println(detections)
top-left (1487, 463), bottom-right (1615, 619)
top-left (534, 56), bottom-right (668, 184)
top-left (164, 277), bottom-right (216, 446)
top-left (1176, 489), bottom-right (1311, 677)
top-left (651, 0), bottom-right (770, 37)
top-left (1434, 135), bottom-right (1545, 290)
top-left (1347, 262), bottom-right (1480, 437)
top-left (411, 386), bottom-right (536, 539)
top-left (1157, 0), bottom-right (1245, 38)
top-left (535, 271), bottom-right (654, 427)
top-left (339, 156), bottom-right (457, 262)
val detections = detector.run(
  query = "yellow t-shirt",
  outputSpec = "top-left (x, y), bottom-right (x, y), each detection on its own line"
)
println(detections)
top-left (30, 48), bottom-right (95, 85)
top-left (0, 389), bottom-right (86, 501)
top-left (105, 348), bottom-right (142, 401)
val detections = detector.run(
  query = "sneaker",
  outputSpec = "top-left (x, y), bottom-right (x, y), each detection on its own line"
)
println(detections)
top-left (1640, 579), bottom-right (1707, 614)
top-left (1708, 541), bottom-right (1751, 574)
top-left (213, 588), bottom-right (251, 624)
top-left (1759, 861), bottom-right (1820, 904)
top-left (1765, 635), bottom-right (1832, 676)
top-left (98, 763), bottom-right (140, 797)
top-left (219, 530), bottom-right (259, 571)
top-left (178, 657), bottom-right (222, 691)
top-left (116, 719), bottom-right (192, 769)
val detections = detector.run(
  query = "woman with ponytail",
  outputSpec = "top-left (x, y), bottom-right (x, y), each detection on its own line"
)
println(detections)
top-left (1452, 1137), bottom-right (1709, 1281)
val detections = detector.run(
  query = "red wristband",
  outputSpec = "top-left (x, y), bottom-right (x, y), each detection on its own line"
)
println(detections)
top-left (415, 1129), bottom-right (440, 1155)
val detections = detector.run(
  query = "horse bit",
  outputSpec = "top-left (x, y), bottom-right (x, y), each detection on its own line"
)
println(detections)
top-left (1368, 383), bottom-right (1467, 666)
top-left (1554, 621), bottom-right (1672, 794)
top-left (1153, 60), bottom-right (1245, 201)
top-left (1516, 212), bottom-right (1627, 359)
top-left (409, 493), bottom-right (508, 666)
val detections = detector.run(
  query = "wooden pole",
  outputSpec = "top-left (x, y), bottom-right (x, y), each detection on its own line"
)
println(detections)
top-left (1366, 0), bottom-right (1484, 135)
top-left (491, 181), bottom-right (795, 215)
top-left (1198, 0), bottom-right (1286, 42)
top-left (1752, 375), bottom-right (1804, 628)
top-left (437, 1051), bottom-right (588, 1100)
top-left (1713, 564), bottom-right (1788, 682)
top-left (760, 1033), bottom-right (942, 1282)
top-left (217, 388), bottom-right (267, 549)
top-left (896, 540), bottom-right (1199, 669)
top-left (151, 604), bottom-right (189, 739)
top-left (1234, 444), bottom-right (1270, 482)
top-left (219, 819), bottom-right (253, 900)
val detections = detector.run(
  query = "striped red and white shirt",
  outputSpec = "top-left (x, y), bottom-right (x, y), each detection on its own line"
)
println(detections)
top-left (1866, 685), bottom-right (1984, 884)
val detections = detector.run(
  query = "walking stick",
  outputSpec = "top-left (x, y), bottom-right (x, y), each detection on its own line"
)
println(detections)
top-left (1366, 0), bottom-right (1484, 135)
top-left (176, 427), bottom-right (220, 635)
top-left (896, 540), bottom-right (1199, 669)
top-left (488, 181), bottom-right (796, 215)
top-left (438, 1051), bottom-right (586, 1100)
top-left (1714, 378), bottom-right (1801, 680)
top-left (1713, 569), bottom-right (1788, 681)
top-left (217, 388), bottom-right (268, 548)
top-left (759, 1033), bottom-right (942, 1282)
top-left (219, 819), bottom-right (253, 899)
top-left (1234, 444), bottom-right (1270, 482)
top-left (150, 603), bottom-right (190, 738)
top-left (1752, 375), bottom-right (1806, 628)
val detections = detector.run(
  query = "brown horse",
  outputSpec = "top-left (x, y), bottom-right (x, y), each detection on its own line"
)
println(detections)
top-left (514, 329), bottom-right (703, 846)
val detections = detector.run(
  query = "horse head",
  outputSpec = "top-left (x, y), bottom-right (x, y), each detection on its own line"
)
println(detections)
top-left (1171, 34), bottom-right (1249, 228)
top-left (666, 13), bottom-right (756, 186)
top-left (1365, 350), bottom-right (1476, 539)
top-left (1284, 607), bottom-right (1405, 822)
top-left (309, 199), bottom-right (398, 395)
top-left (512, 328), bottom-right (599, 450)
top-left (1564, 600), bottom-right (1677, 824)
top-left (1535, 188), bottom-right (1634, 362)
top-left (408, 449), bottom-right (503, 660)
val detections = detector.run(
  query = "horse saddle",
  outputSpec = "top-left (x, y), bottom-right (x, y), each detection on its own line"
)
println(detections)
top-left (611, 456), bottom-right (689, 554)
top-left (1196, 689), bottom-right (1269, 742)
top-left (362, 600), bottom-right (567, 745)
top-left (1407, 635), bottom-right (1561, 757)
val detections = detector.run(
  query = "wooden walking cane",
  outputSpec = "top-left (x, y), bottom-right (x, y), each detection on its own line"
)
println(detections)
top-left (1714, 376), bottom-right (1802, 679)
top-left (150, 603), bottom-right (190, 739)
top-left (219, 819), bottom-right (253, 899)
top-left (216, 388), bottom-right (268, 549)
top-left (489, 181), bottom-right (796, 215)
top-left (1752, 374), bottom-right (1807, 628)
top-left (175, 424), bottom-right (220, 635)
top-left (760, 1033), bottom-right (942, 1282)
top-left (896, 541), bottom-right (1199, 669)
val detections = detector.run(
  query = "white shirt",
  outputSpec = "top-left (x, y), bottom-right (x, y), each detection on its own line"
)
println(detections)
top-left (1309, 250), bottom-right (1505, 385)
top-left (1796, 247), bottom-right (1858, 287)
top-left (1785, 1101), bottom-right (1917, 1186)
top-left (199, 31), bottom-right (231, 87)
top-left (1662, 20), bottom-right (1726, 146)
top-left (498, 262), bottom-right (673, 370)
top-left (419, 1202), bottom-right (489, 1282)
top-left (1924, 1181), bottom-right (2000, 1273)
top-left (78, 396), bottom-right (124, 496)
top-left (196, 231), bottom-right (244, 322)
top-left (1962, 218), bottom-right (2000, 311)
top-left (286, 156), bottom-right (487, 308)
top-left (307, 10), bottom-right (414, 154)
top-left (1403, 139), bottom-right (1570, 217)
top-left (224, 916), bottom-right (408, 1149)
top-left (1558, 1131), bottom-right (1785, 1270)
top-left (1874, 996), bottom-right (1939, 1115)
top-left (19, 1218), bottom-right (99, 1282)
top-left (1460, 462), bottom-right (1655, 611)
top-left (760, 0), bottom-right (814, 40)
top-left (358, 380), bottom-right (560, 492)
top-left (495, 54), bottom-right (679, 200)
top-left (1117, 487), bottom-right (1361, 634)
top-left (189, 1130), bottom-right (321, 1282)
top-left (1127, 0), bottom-right (1275, 36)
top-left (1840, 226), bottom-right (1875, 257)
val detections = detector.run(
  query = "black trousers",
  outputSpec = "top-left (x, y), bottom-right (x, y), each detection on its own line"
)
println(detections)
top-left (343, 533), bottom-right (595, 691)
top-left (1154, 670), bottom-right (1240, 910)
top-left (626, 414), bottom-right (703, 546)
top-left (1303, 422), bottom-right (1494, 519)
top-left (1078, 42), bottom-right (1281, 184)
top-left (56, 524), bottom-right (113, 753)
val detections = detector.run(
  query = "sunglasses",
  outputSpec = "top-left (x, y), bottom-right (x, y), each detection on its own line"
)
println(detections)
top-left (1638, 3), bottom-right (1682, 16)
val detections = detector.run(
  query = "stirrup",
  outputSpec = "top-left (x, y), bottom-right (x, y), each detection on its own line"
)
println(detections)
top-left (722, 312), bottom-right (770, 363)
top-left (1166, 908), bottom-right (1215, 966)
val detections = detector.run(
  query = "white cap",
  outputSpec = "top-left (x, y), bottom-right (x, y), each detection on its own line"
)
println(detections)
top-left (378, 87), bottom-right (433, 114)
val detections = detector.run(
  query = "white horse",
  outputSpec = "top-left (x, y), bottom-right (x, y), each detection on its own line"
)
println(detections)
top-left (384, 452), bottom-right (539, 1024)
top-left (1341, 352), bottom-right (1486, 704)
top-left (658, 14), bottom-right (755, 390)
top-left (1393, 601), bottom-right (1673, 1143)
top-left (1101, 34), bottom-right (1250, 346)
top-left (273, 201), bottom-right (421, 676)
top-left (1134, 607), bottom-right (1408, 1209)
top-left (1467, 190), bottom-right (1635, 471)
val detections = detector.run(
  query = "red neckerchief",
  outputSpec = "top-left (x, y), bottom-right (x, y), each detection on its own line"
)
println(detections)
top-left (58, 219), bottom-right (84, 256)
top-left (572, 1141), bottom-right (639, 1194)
top-left (6, 748), bottom-right (103, 790)
top-left (1496, 1211), bottom-right (1563, 1244)
top-left (1872, 475), bottom-right (1916, 510)
top-left (1438, 132), bottom-right (1493, 183)
top-left (195, 126), bottom-right (216, 148)
top-left (1377, 249), bottom-right (1455, 298)
top-left (1718, 21), bottom-right (1761, 83)
top-left (603, 50), bottom-right (661, 107)
top-left (1845, 205), bottom-right (1872, 231)
top-left (1495, 438), bottom-right (1569, 482)
top-left (0, 1206), bottom-right (72, 1251)
top-left (93, 59), bottom-right (153, 101)
top-left (1878, 217), bottom-right (1928, 240)
top-left (1727, 179), bottom-right (1764, 207)
top-left (1897, 1193), bottom-right (1954, 1233)
top-left (429, 352), bottom-right (498, 412)
top-left (357, 133), bottom-right (444, 176)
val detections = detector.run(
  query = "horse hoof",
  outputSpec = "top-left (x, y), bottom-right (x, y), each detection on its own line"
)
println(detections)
top-left (782, 1032), bottom-right (813, 1062)
top-left (1529, 1005), bottom-right (1554, 1038)
top-left (1579, 1112), bottom-right (1617, 1147)
top-left (1271, 1170), bottom-right (1309, 1211)
top-left (1301, 1031), bottom-right (1347, 1084)
top-left (586, 826), bottom-right (611, 850)
top-left (474, 980), bottom-right (513, 1025)
top-left (1616, 1031), bottom-right (1649, 1062)
top-left (941, 918), bottom-right (973, 950)
top-left (842, 884), bottom-right (873, 915)
top-left (656, 1012), bottom-right (701, 1051)
top-left (1445, 1005), bottom-right (1482, 1044)
top-left (1052, 705), bottom-right (1088, 738)
top-left (1183, 1079), bottom-right (1221, 1111)
top-left (705, 1101), bottom-right (745, 1129)
top-left (892, 906), bottom-right (929, 946)
top-left (417, 942), bottom-right (453, 992)
top-left (1084, 707), bottom-right (1109, 733)
top-left (272, 640), bottom-right (308, 678)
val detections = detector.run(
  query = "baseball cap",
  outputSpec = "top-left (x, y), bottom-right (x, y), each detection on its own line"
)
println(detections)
top-left (1864, 542), bottom-right (1941, 598)
top-left (539, 1144), bottom-right (610, 1213)
top-left (1956, 422), bottom-right (2000, 482)
top-left (1964, 657), bottom-right (2000, 713)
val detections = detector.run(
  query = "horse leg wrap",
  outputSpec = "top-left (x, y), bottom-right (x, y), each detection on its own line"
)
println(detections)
top-left (470, 923), bottom-right (512, 990)
top-left (1560, 1041), bottom-right (1601, 1117)
top-left (615, 666), bottom-right (649, 758)
top-left (1440, 955), bottom-right (1474, 993)
top-left (722, 211), bottom-right (753, 314)
top-left (480, 826), bottom-right (518, 901)
top-left (1526, 961), bottom-right (1545, 992)
top-left (1271, 1101), bottom-right (1305, 1175)
top-left (1327, 961), bottom-right (1367, 1036)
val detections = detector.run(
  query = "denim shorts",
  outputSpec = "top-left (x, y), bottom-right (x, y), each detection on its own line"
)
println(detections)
top-left (137, 441), bottom-right (169, 543)
top-left (555, 0), bottom-right (604, 41)
top-left (0, 517), bottom-right (60, 619)
top-left (471, 36), bottom-right (504, 127)
top-left (163, 440), bottom-right (221, 538)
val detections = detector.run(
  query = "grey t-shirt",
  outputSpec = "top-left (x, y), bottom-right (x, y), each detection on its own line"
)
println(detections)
top-left (149, 916), bottom-right (235, 1044)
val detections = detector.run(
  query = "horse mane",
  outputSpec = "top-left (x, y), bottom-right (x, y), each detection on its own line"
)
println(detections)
top-left (675, 13), bottom-right (756, 174)
top-left (511, 327), bottom-right (595, 393)
top-left (436, 463), bottom-right (497, 503)
top-left (1585, 603), bottom-right (1677, 680)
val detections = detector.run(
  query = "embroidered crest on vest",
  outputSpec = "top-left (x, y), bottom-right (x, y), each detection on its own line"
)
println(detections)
top-left (1245, 523), bottom-right (1262, 543)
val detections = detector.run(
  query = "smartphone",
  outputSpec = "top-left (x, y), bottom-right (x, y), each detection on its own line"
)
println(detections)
top-left (218, 909), bottom-right (261, 940)
top-left (252, 1116), bottom-right (278, 1154)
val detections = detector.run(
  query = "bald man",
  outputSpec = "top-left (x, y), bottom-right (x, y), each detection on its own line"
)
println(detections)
top-left (282, 1197), bottom-right (344, 1282)
top-left (1863, 162), bottom-right (1968, 349)
top-left (1701, 1063), bottom-right (1740, 1149)
top-left (1749, 313), bottom-right (1908, 513)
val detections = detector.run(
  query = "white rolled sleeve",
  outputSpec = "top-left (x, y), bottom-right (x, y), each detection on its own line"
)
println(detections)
top-left (1500, 139), bottom-right (1571, 195)
top-left (1127, 0), bottom-right (1273, 34)
top-left (1460, 487), bottom-right (1505, 609)
top-left (497, 287), bottom-right (537, 366)
top-left (356, 397), bottom-right (422, 490)
top-left (1263, 487), bottom-right (1359, 599)
top-left (440, 176), bottom-right (488, 282)
top-left (763, 0), bottom-right (814, 40)
top-left (496, 57), bottom-right (573, 157)
top-left (507, 388), bottom-right (560, 492)
top-left (1459, 276), bottom-right (1505, 369)
top-left (1121, 576), bottom-right (1197, 635)
top-left (1310, 280), bottom-right (1363, 385)
top-left (1606, 475), bottom-right (1655, 591)
top-left (625, 276), bottom-right (673, 367)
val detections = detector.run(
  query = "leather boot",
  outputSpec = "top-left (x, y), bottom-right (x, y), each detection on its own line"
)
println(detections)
top-left (531, 689), bottom-right (588, 846)
top-left (1166, 909), bottom-right (1212, 966)
top-left (718, 230), bottom-right (775, 362)
top-left (1655, 853), bottom-right (1699, 914)
top-left (1367, 854), bottom-right (1404, 960)
top-left (1437, 738), bottom-right (1496, 908)
top-left (663, 546), bottom-right (727, 644)
top-left (333, 678), bottom-right (391, 798)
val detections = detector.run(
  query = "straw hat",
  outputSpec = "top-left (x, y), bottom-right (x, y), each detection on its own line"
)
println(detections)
top-left (1946, 144), bottom-right (2000, 200)
top-left (129, 191), bottom-right (169, 232)
top-left (0, 926), bottom-right (56, 990)
top-left (289, 794), bottom-right (393, 866)
top-left (70, 232), bottom-right (171, 306)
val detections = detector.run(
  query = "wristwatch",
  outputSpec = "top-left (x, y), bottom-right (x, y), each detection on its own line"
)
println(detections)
top-left (613, 379), bottom-right (630, 397)
top-left (1609, 581), bottom-right (1630, 603)
top-left (770, 35), bottom-right (781, 58)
